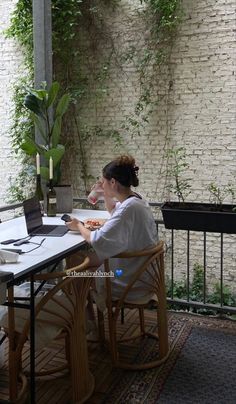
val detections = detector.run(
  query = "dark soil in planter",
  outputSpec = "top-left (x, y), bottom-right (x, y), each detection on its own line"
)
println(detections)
top-left (164, 202), bottom-right (236, 213)
top-left (161, 201), bottom-right (236, 233)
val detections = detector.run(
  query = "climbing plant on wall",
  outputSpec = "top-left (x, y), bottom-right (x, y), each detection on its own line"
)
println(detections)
top-left (5, 0), bottom-right (85, 200)
top-left (5, 0), bottom-right (183, 201)
top-left (121, 0), bottom-right (183, 138)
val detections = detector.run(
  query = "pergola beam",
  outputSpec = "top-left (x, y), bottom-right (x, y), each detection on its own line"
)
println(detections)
top-left (32, 0), bottom-right (52, 144)
top-left (32, 0), bottom-right (52, 88)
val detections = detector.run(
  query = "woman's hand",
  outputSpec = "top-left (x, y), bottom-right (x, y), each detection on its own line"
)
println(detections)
top-left (66, 218), bottom-right (92, 243)
top-left (66, 217), bottom-right (81, 231)
top-left (92, 180), bottom-right (104, 194)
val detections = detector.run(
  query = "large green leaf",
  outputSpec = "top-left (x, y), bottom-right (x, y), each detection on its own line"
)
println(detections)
top-left (31, 114), bottom-right (48, 143)
top-left (55, 93), bottom-right (70, 117)
top-left (40, 166), bottom-right (49, 181)
top-left (24, 94), bottom-right (43, 117)
top-left (44, 145), bottom-right (65, 166)
top-left (53, 165), bottom-right (61, 185)
top-left (51, 116), bottom-right (62, 148)
top-left (40, 165), bottom-right (61, 183)
top-left (20, 137), bottom-right (41, 155)
top-left (30, 89), bottom-right (48, 101)
top-left (20, 136), bottom-right (47, 155)
top-left (20, 140), bottom-right (37, 155)
top-left (47, 82), bottom-right (60, 108)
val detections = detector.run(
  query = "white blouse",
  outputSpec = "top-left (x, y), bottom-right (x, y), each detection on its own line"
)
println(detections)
top-left (90, 196), bottom-right (158, 306)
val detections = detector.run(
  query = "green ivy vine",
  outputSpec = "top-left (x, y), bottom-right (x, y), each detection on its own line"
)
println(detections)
top-left (5, 0), bottom-right (85, 200)
top-left (121, 0), bottom-right (183, 139)
top-left (5, 0), bottom-right (183, 201)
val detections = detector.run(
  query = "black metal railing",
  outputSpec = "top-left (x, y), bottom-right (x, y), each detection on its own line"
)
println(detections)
top-left (164, 228), bottom-right (236, 315)
top-left (1, 199), bottom-right (235, 315)
top-left (73, 198), bottom-right (236, 315)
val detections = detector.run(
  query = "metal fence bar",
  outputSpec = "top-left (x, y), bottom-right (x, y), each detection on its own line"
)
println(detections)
top-left (220, 233), bottom-right (224, 307)
top-left (203, 232), bottom-right (207, 304)
top-left (0, 202), bottom-right (22, 212)
top-left (186, 231), bottom-right (190, 301)
top-left (171, 229), bottom-right (174, 300)
top-left (166, 298), bottom-right (236, 314)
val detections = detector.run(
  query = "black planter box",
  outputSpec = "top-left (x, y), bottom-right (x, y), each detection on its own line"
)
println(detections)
top-left (161, 202), bottom-right (236, 234)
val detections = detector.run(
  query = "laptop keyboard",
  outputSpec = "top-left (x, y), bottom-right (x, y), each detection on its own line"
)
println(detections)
top-left (32, 225), bottom-right (57, 235)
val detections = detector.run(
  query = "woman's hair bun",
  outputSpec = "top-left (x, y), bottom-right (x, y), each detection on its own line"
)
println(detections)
top-left (103, 154), bottom-right (139, 187)
top-left (116, 155), bottom-right (135, 167)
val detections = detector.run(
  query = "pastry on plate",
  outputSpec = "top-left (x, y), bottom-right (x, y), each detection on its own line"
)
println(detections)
top-left (84, 218), bottom-right (107, 230)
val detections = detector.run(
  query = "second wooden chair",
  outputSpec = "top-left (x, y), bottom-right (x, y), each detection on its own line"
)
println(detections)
top-left (97, 240), bottom-right (169, 370)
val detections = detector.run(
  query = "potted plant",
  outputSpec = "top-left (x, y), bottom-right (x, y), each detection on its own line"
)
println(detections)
top-left (22, 81), bottom-right (70, 183)
top-left (21, 81), bottom-right (73, 212)
top-left (161, 148), bottom-right (236, 233)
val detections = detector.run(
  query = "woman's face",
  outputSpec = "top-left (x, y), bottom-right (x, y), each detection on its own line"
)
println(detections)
top-left (102, 177), bottom-right (116, 197)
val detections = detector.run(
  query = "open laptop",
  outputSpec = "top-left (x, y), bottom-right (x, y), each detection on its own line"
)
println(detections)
top-left (23, 197), bottom-right (69, 237)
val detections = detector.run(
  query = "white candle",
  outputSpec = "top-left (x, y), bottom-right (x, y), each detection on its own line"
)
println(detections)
top-left (36, 153), bottom-right (40, 175)
top-left (49, 157), bottom-right (53, 179)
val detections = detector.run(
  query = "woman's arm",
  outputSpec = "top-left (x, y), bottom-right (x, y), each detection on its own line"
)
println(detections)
top-left (103, 195), bottom-right (116, 213)
top-left (66, 218), bottom-right (91, 242)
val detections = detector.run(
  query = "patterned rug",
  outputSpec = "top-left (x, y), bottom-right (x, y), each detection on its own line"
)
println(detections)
top-left (101, 312), bottom-right (236, 404)
top-left (1, 311), bottom-right (235, 403)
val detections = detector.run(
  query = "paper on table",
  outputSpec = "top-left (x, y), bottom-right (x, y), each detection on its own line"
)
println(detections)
top-left (0, 250), bottom-right (19, 264)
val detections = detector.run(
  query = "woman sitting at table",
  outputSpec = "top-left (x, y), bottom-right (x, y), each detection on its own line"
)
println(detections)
top-left (66, 155), bottom-right (158, 323)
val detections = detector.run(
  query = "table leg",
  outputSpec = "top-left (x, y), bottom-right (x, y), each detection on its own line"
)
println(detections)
top-left (30, 274), bottom-right (36, 403)
top-left (8, 285), bottom-right (18, 402)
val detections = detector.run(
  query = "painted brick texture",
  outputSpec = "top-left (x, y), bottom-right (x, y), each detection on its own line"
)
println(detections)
top-left (60, 0), bottom-right (235, 210)
top-left (60, 0), bottom-right (236, 290)
top-left (0, 0), bottom-right (24, 206)
top-left (0, 0), bottom-right (235, 291)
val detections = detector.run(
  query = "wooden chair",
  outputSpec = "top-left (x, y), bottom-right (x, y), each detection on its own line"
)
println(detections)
top-left (97, 241), bottom-right (169, 370)
top-left (1, 253), bottom-right (95, 403)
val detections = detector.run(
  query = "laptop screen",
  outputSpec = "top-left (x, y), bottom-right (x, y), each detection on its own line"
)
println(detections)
top-left (23, 197), bottom-right (43, 233)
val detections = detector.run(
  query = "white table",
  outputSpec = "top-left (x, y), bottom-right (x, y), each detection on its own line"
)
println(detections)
top-left (0, 209), bottom-right (110, 403)
top-left (0, 209), bottom-right (109, 280)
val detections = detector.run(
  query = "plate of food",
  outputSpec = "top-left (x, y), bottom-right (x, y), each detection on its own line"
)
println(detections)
top-left (84, 218), bottom-right (107, 230)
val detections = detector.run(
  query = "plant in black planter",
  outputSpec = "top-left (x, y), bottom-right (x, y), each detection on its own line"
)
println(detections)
top-left (161, 148), bottom-right (236, 233)
top-left (208, 182), bottom-right (235, 208)
top-left (165, 147), bottom-right (192, 203)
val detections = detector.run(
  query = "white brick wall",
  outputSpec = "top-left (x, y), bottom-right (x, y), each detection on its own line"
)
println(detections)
top-left (0, 0), bottom-right (235, 291)
top-left (1, 0), bottom-right (235, 204)
top-left (60, 0), bottom-right (236, 291)
top-left (62, 0), bottom-right (236, 205)
top-left (0, 0), bottom-right (24, 206)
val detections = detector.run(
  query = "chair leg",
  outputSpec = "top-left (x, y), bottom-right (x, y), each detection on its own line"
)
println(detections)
top-left (157, 259), bottom-right (169, 359)
top-left (121, 308), bottom-right (124, 324)
top-left (107, 309), bottom-right (119, 365)
top-left (9, 351), bottom-right (19, 401)
top-left (65, 333), bottom-right (71, 367)
top-left (138, 308), bottom-right (145, 334)
top-left (110, 322), bottom-right (119, 365)
top-left (157, 299), bottom-right (169, 358)
top-left (97, 308), bottom-right (106, 345)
